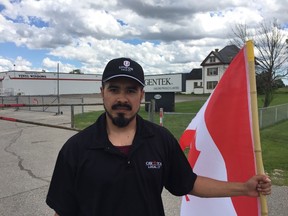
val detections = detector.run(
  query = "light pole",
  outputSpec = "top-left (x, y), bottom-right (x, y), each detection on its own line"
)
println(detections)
top-left (57, 63), bottom-right (61, 115)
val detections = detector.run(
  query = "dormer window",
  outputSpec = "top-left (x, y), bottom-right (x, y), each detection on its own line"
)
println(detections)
top-left (209, 56), bottom-right (216, 63)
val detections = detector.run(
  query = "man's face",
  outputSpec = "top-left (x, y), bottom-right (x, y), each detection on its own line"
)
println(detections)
top-left (101, 77), bottom-right (144, 127)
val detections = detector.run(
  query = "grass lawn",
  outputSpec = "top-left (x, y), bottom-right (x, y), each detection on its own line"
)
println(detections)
top-left (261, 120), bottom-right (288, 185)
top-left (258, 87), bottom-right (288, 107)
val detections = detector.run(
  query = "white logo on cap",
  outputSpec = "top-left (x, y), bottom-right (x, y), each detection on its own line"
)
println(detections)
top-left (119, 60), bottom-right (133, 72)
top-left (123, 60), bottom-right (130, 67)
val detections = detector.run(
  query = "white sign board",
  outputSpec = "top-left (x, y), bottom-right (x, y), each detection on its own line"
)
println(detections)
top-left (144, 74), bottom-right (182, 92)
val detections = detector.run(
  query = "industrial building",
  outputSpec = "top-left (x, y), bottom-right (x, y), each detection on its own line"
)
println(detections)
top-left (0, 71), bottom-right (102, 96)
top-left (0, 45), bottom-right (240, 96)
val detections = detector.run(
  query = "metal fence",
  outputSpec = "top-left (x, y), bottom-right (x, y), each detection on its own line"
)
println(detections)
top-left (259, 103), bottom-right (288, 128)
top-left (161, 103), bottom-right (288, 129)
top-left (0, 95), bottom-right (155, 130)
top-left (0, 95), bottom-right (85, 114)
top-left (1, 95), bottom-right (287, 129)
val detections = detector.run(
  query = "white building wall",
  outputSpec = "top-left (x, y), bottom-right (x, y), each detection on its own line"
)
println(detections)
top-left (1, 71), bottom-right (186, 96)
top-left (185, 80), bottom-right (203, 94)
top-left (1, 71), bottom-right (102, 96)
top-left (203, 64), bottom-right (229, 94)
top-left (185, 80), bottom-right (194, 94)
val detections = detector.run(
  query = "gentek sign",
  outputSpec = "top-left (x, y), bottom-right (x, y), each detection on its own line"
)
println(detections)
top-left (144, 74), bottom-right (182, 92)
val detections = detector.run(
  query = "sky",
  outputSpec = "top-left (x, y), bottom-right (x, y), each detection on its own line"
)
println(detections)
top-left (0, 0), bottom-right (287, 82)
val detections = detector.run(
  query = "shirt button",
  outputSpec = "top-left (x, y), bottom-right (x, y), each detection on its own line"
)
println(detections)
top-left (127, 161), bottom-right (131, 165)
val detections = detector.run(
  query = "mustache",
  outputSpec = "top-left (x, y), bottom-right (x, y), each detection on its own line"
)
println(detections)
top-left (112, 103), bottom-right (132, 110)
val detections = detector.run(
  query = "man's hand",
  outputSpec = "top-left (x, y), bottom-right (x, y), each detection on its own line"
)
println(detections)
top-left (244, 175), bottom-right (272, 197)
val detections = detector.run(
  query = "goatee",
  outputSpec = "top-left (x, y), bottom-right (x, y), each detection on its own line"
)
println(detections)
top-left (104, 105), bottom-right (135, 128)
top-left (110, 112), bottom-right (135, 127)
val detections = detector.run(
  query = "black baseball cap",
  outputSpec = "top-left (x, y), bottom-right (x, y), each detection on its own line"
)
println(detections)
top-left (102, 57), bottom-right (145, 86)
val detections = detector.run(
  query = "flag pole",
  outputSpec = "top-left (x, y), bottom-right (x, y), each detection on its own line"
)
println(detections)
top-left (246, 40), bottom-right (268, 216)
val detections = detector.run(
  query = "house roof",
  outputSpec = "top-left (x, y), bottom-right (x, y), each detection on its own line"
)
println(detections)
top-left (201, 45), bottom-right (240, 66)
top-left (185, 68), bottom-right (202, 80)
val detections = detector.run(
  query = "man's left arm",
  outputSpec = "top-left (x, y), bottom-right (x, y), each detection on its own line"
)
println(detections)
top-left (189, 175), bottom-right (271, 198)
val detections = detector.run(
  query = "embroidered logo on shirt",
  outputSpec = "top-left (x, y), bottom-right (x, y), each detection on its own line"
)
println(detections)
top-left (145, 161), bottom-right (162, 169)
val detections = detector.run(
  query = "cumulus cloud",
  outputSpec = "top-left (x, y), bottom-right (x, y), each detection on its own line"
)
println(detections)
top-left (0, 0), bottom-right (287, 76)
top-left (0, 57), bottom-right (13, 71)
top-left (14, 56), bottom-right (32, 71)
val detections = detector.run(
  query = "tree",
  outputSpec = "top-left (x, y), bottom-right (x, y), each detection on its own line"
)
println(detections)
top-left (230, 19), bottom-right (288, 107)
top-left (256, 72), bottom-right (285, 95)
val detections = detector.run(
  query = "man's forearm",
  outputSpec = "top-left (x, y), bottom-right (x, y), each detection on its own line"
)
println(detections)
top-left (190, 176), bottom-right (246, 198)
top-left (189, 174), bottom-right (271, 198)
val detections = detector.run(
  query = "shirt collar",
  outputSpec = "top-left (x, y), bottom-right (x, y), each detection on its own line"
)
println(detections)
top-left (86, 113), bottom-right (154, 150)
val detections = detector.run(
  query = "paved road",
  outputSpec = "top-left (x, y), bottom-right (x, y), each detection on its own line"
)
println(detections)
top-left (0, 100), bottom-right (287, 215)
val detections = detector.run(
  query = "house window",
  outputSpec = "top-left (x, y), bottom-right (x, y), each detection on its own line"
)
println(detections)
top-left (194, 82), bottom-right (202, 88)
top-left (194, 82), bottom-right (199, 88)
top-left (207, 81), bottom-right (218, 89)
top-left (207, 67), bottom-right (218, 76)
top-left (209, 56), bottom-right (216, 63)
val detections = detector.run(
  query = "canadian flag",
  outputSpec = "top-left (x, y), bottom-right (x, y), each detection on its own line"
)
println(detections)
top-left (180, 46), bottom-right (260, 215)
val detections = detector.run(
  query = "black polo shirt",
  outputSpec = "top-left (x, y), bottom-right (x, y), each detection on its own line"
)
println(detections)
top-left (46, 113), bottom-right (197, 216)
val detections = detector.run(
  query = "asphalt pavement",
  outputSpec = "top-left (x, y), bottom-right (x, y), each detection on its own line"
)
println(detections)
top-left (0, 97), bottom-right (287, 216)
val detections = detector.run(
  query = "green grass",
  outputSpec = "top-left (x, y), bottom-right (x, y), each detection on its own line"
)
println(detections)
top-left (74, 92), bottom-right (288, 186)
top-left (261, 120), bottom-right (288, 186)
top-left (275, 86), bottom-right (288, 94)
top-left (74, 111), bottom-right (100, 129)
top-left (163, 100), bottom-right (206, 139)
top-left (174, 100), bottom-right (206, 113)
top-left (258, 87), bottom-right (288, 107)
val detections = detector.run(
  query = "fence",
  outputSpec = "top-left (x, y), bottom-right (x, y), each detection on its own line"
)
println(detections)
top-left (0, 95), bottom-right (85, 114)
top-left (1, 95), bottom-right (287, 130)
top-left (259, 103), bottom-right (288, 128)
top-left (0, 96), bottom-right (155, 130)
top-left (161, 103), bottom-right (288, 130)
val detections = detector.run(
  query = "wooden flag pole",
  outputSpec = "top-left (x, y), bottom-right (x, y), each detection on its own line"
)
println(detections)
top-left (246, 40), bottom-right (268, 216)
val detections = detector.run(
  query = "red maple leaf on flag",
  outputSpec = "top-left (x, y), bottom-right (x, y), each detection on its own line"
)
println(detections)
top-left (179, 129), bottom-right (200, 168)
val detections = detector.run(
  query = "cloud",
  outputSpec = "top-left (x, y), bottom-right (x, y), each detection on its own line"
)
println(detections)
top-left (0, 57), bottom-right (13, 71)
top-left (0, 0), bottom-right (287, 78)
top-left (42, 57), bottom-right (76, 73)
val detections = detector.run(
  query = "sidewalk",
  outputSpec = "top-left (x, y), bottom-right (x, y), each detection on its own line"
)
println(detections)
top-left (0, 109), bottom-right (287, 216)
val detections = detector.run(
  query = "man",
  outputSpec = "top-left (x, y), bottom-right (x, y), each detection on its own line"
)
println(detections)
top-left (46, 57), bottom-right (271, 216)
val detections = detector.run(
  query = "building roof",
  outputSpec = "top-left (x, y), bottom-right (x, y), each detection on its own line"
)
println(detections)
top-left (185, 68), bottom-right (202, 80)
top-left (216, 45), bottom-right (240, 63)
top-left (201, 44), bottom-right (240, 66)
